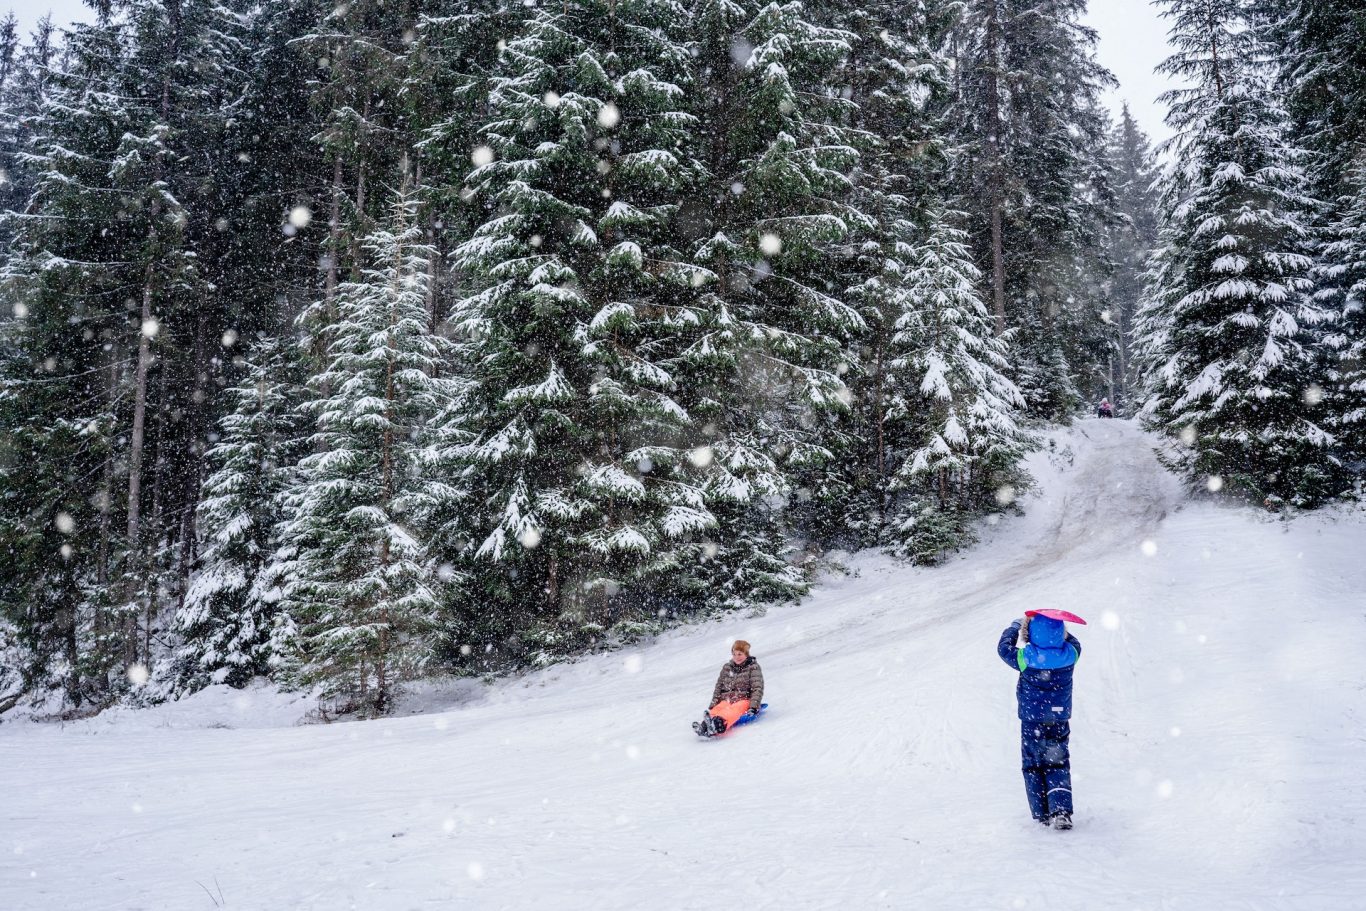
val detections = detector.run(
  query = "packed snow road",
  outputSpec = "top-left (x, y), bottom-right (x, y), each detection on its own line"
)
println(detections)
top-left (5, 420), bottom-right (1365, 910)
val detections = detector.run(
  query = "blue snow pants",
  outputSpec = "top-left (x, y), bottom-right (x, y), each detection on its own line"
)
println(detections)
top-left (1021, 721), bottom-right (1072, 820)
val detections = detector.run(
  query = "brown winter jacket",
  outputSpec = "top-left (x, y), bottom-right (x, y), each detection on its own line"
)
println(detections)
top-left (709, 656), bottom-right (764, 710)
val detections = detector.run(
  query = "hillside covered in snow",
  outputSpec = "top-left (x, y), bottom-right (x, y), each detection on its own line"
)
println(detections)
top-left (4, 419), bottom-right (1364, 909)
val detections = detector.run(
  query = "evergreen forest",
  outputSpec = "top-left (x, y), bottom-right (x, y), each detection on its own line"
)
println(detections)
top-left (1, 0), bottom-right (1360, 717)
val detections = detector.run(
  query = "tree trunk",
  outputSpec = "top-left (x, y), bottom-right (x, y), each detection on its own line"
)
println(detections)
top-left (984, 0), bottom-right (1008, 337)
top-left (123, 0), bottom-right (183, 670)
top-left (351, 94), bottom-right (369, 275)
top-left (125, 263), bottom-right (155, 668)
top-left (143, 352), bottom-right (175, 666)
top-left (175, 311), bottom-right (210, 615)
top-left (96, 355), bottom-right (119, 593)
top-left (872, 335), bottom-right (888, 522)
top-left (326, 154), bottom-right (342, 309)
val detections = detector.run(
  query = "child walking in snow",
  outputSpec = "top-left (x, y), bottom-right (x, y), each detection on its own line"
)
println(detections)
top-left (998, 609), bottom-right (1086, 829)
top-left (693, 640), bottom-right (764, 737)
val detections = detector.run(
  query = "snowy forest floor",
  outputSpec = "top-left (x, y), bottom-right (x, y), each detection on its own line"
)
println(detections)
top-left (5, 419), bottom-right (1366, 910)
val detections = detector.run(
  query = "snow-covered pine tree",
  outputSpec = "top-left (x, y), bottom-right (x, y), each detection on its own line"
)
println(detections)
top-left (0, 13), bottom-right (33, 257)
top-left (1259, 0), bottom-right (1366, 481)
top-left (1107, 103), bottom-right (1160, 410)
top-left (0, 15), bottom-right (148, 707)
top-left (446, 0), bottom-right (732, 660)
top-left (678, 0), bottom-right (864, 600)
top-left (884, 211), bottom-right (1031, 561)
top-left (282, 188), bottom-right (453, 716)
top-left (1320, 165), bottom-right (1366, 471)
top-left (173, 339), bottom-right (305, 691)
top-left (1259, 0), bottom-right (1366, 213)
top-left (820, 0), bottom-right (952, 546)
top-left (299, 0), bottom-right (417, 394)
top-left (409, 0), bottom-right (526, 279)
top-left (1140, 0), bottom-right (1339, 505)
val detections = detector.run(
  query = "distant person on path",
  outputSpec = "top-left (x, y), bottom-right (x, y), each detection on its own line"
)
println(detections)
top-left (1096, 398), bottom-right (1114, 418)
top-left (998, 609), bottom-right (1086, 829)
top-left (693, 640), bottom-right (764, 737)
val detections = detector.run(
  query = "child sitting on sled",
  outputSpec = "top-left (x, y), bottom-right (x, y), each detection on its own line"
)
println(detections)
top-left (693, 640), bottom-right (764, 737)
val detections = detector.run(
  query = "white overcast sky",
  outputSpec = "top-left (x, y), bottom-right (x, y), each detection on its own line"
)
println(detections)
top-left (8, 0), bottom-right (1176, 145)
top-left (1082, 2), bottom-right (1177, 145)
top-left (6, 0), bottom-right (89, 38)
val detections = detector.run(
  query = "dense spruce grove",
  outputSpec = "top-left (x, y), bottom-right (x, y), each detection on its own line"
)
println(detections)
top-left (0, 0), bottom-right (1359, 718)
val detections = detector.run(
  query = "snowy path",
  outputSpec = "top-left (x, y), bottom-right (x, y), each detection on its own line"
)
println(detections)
top-left (5, 420), bottom-right (1366, 910)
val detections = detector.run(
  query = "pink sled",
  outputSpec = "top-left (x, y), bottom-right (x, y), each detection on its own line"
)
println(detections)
top-left (1025, 608), bottom-right (1088, 625)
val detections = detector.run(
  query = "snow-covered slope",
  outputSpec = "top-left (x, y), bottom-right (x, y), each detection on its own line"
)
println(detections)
top-left (5, 420), bottom-right (1365, 910)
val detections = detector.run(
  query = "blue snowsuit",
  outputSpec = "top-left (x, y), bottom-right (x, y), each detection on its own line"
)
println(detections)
top-left (998, 616), bottom-right (1082, 821)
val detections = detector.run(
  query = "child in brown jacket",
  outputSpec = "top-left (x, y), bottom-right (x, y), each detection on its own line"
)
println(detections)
top-left (693, 640), bottom-right (764, 737)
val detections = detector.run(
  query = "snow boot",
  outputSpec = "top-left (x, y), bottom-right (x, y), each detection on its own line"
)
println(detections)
top-left (1051, 813), bottom-right (1072, 830)
top-left (694, 714), bottom-right (721, 737)
top-left (710, 715), bottom-right (728, 735)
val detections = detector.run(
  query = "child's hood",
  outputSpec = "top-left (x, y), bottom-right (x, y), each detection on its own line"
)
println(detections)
top-left (1030, 615), bottom-right (1066, 647)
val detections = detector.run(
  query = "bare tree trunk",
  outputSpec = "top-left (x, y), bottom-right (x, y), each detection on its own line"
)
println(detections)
top-left (312, 155), bottom-right (344, 417)
top-left (125, 264), bottom-right (155, 667)
top-left (96, 355), bottom-right (119, 594)
top-left (124, 0), bottom-right (183, 670)
top-left (872, 335), bottom-right (888, 523)
top-left (1116, 314), bottom-right (1131, 410)
top-left (142, 354), bottom-right (175, 665)
top-left (175, 311), bottom-right (210, 615)
top-left (148, 359), bottom-right (171, 532)
top-left (376, 315), bottom-right (396, 715)
top-left (1107, 354), bottom-right (1117, 409)
top-left (326, 155), bottom-right (342, 308)
top-left (61, 589), bottom-right (80, 707)
top-left (350, 94), bottom-right (369, 275)
top-left (984, 0), bottom-right (1007, 337)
